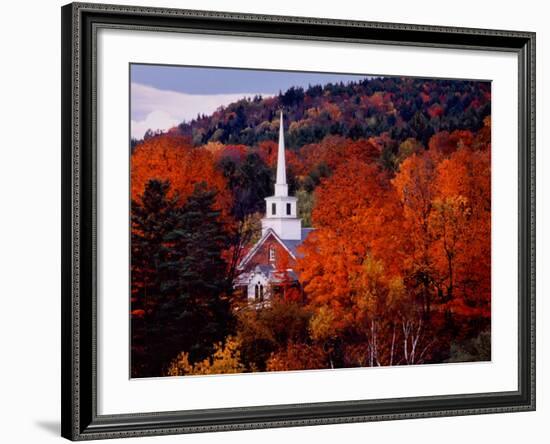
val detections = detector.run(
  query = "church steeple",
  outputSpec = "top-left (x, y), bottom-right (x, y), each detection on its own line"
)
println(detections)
top-left (274, 111), bottom-right (288, 197)
top-left (261, 111), bottom-right (302, 240)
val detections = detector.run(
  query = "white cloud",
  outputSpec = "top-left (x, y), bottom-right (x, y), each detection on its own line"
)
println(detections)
top-left (131, 110), bottom-right (179, 141)
top-left (131, 83), bottom-right (272, 140)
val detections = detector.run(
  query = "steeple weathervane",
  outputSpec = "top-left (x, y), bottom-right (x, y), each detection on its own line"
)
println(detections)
top-left (274, 110), bottom-right (288, 197)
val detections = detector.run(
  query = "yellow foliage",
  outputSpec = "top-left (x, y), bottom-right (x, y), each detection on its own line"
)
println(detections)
top-left (351, 256), bottom-right (388, 316)
top-left (202, 141), bottom-right (224, 154)
top-left (309, 305), bottom-right (338, 342)
top-left (166, 337), bottom-right (245, 376)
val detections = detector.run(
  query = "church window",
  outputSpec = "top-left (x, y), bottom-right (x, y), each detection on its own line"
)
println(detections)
top-left (272, 203), bottom-right (276, 215)
top-left (269, 246), bottom-right (276, 262)
top-left (286, 203), bottom-right (291, 215)
top-left (259, 285), bottom-right (264, 301)
top-left (255, 284), bottom-right (259, 300)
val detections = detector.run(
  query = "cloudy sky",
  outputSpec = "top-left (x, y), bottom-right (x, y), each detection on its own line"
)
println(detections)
top-left (130, 64), bottom-right (368, 140)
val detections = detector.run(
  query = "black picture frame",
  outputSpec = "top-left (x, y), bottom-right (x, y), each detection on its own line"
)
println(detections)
top-left (61, 2), bottom-right (536, 440)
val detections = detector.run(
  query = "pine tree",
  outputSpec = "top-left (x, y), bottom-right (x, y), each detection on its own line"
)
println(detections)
top-left (130, 179), bottom-right (178, 377)
top-left (155, 182), bottom-right (235, 369)
top-left (131, 180), bottom-right (235, 377)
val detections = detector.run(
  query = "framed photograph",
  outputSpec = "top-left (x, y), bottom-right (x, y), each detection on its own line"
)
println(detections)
top-left (61, 2), bottom-right (535, 440)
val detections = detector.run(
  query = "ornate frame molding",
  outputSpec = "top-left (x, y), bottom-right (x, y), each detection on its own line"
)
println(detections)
top-left (61, 2), bottom-right (535, 440)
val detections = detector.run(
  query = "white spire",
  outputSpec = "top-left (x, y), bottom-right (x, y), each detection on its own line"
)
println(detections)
top-left (262, 110), bottom-right (302, 240)
top-left (275, 110), bottom-right (288, 197)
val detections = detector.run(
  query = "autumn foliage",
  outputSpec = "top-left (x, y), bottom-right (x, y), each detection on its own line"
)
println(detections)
top-left (130, 77), bottom-right (492, 377)
top-left (296, 130), bottom-right (491, 367)
top-left (131, 135), bottom-right (232, 220)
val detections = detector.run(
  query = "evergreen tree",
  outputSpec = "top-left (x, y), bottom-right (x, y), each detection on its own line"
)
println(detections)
top-left (221, 152), bottom-right (273, 220)
top-left (155, 182), bottom-right (234, 368)
top-left (130, 179), bottom-right (178, 377)
top-left (131, 180), bottom-right (234, 377)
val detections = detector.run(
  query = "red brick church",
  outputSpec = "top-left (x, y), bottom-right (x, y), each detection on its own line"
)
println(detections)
top-left (233, 112), bottom-right (313, 304)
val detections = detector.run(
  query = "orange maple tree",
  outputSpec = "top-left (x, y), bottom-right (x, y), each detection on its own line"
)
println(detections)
top-left (297, 160), bottom-right (396, 326)
top-left (432, 146), bottom-right (491, 316)
top-left (131, 135), bottom-right (232, 220)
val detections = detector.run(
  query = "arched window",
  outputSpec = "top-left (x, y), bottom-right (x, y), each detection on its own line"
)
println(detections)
top-left (259, 285), bottom-right (264, 301)
top-left (254, 284), bottom-right (259, 300)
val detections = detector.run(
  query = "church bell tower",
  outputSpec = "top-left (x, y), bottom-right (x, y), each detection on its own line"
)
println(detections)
top-left (261, 111), bottom-right (302, 240)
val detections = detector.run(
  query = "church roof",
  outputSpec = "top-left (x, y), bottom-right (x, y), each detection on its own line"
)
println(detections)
top-left (237, 227), bottom-right (314, 270)
top-left (280, 228), bottom-right (315, 258)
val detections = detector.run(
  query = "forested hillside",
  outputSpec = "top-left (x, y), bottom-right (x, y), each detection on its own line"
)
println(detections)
top-left (153, 77), bottom-right (490, 148)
